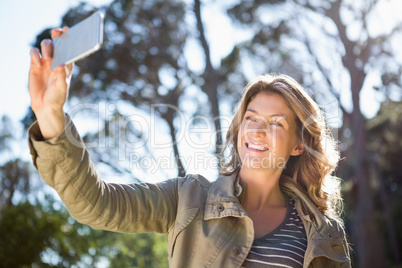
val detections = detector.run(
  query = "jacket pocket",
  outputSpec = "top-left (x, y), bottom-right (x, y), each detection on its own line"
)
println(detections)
top-left (168, 207), bottom-right (199, 258)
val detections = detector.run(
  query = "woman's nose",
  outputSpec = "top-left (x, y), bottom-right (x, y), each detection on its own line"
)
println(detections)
top-left (248, 120), bottom-right (268, 137)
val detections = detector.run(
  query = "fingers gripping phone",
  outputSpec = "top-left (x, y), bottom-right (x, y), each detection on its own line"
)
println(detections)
top-left (51, 11), bottom-right (104, 70)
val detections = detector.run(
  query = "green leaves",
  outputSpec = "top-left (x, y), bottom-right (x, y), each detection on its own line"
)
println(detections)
top-left (0, 197), bottom-right (168, 267)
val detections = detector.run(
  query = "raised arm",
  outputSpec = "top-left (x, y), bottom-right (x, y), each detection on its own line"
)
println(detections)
top-left (28, 29), bottom-right (178, 234)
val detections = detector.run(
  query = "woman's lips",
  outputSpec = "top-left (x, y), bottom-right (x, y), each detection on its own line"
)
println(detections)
top-left (245, 142), bottom-right (268, 151)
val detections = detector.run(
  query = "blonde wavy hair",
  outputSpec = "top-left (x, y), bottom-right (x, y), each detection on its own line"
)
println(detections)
top-left (220, 73), bottom-right (343, 221)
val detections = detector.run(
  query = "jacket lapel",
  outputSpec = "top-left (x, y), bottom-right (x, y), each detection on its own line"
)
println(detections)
top-left (204, 172), bottom-right (248, 220)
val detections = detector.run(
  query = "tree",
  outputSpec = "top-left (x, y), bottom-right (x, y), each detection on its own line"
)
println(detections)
top-left (58, 0), bottom-right (193, 178)
top-left (23, 0), bottom-right (246, 179)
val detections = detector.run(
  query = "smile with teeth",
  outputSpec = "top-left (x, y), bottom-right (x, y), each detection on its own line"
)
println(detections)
top-left (246, 142), bottom-right (268, 151)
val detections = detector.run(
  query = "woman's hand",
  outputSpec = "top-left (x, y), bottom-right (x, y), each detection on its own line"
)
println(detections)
top-left (29, 27), bottom-right (74, 139)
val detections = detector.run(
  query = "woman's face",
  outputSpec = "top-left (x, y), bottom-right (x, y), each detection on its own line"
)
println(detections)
top-left (237, 92), bottom-right (303, 170)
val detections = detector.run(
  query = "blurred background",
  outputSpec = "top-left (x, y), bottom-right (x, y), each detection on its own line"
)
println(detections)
top-left (1, 0), bottom-right (402, 267)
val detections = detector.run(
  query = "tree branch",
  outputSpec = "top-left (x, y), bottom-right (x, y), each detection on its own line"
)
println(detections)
top-left (296, 13), bottom-right (349, 116)
top-left (194, 0), bottom-right (213, 71)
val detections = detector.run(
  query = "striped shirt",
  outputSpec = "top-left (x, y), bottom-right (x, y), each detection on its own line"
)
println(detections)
top-left (242, 196), bottom-right (307, 268)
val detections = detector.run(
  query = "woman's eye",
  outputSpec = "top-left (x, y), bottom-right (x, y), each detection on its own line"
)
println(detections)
top-left (245, 116), bottom-right (256, 122)
top-left (270, 121), bottom-right (282, 127)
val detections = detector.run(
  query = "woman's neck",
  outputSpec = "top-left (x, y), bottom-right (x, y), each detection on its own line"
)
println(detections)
top-left (239, 168), bottom-right (285, 211)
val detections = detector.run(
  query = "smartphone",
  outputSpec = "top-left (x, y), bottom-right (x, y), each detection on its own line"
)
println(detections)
top-left (51, 11), bottom-right (104, 70)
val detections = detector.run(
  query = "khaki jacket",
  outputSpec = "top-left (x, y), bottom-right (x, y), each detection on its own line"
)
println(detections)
top-left (28, 115), bottom-right (351, 267)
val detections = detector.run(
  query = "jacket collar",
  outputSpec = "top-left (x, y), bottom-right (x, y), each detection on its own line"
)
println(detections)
top-left (279, 175), bottom-right (343, 236)
top-left (279, 176), bottom-right (351, 265)
top-left (204, 171), bottom-right (247, 220)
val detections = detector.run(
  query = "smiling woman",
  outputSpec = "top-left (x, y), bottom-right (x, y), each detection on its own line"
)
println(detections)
top-left (219, 73), bottom-right (349, 267)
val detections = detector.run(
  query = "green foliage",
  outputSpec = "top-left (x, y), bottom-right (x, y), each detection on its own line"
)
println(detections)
top-left (0, 115), bottom-right (32, 206)
top-left (0, 196), bottom-right (168, 267)
top-left (96, 232), bottom-right (168, 267)
top-left (0, 198), bottom-right (92, 267)
top-left (0, 201), bottom-right (50, 267)
top-left (59, 0), bottom-right (189, 103)
top-left (0, 159), bottom-right (31, 207)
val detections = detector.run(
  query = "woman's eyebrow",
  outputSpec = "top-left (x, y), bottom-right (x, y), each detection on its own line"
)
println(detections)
top-left (246, 108), bottom-right (288, 119)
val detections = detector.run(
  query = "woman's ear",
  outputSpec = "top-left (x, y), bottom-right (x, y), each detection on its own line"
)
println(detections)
top-left (291, 141), bottom-right (304, 156)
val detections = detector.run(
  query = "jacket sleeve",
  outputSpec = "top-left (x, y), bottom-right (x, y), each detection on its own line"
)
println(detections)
top-left (28, 114), bottom-right (178, 234)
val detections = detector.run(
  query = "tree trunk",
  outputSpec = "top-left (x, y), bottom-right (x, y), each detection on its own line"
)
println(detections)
top-left (194, 0), bottom-right (223, 158)
top-left (204, 70), bottom-right (223, 155)
top-left (165, 115), bottom-right (186, 177)
top-left (325, 1), bottom-right (386, 266)
top-left (352, 130), bottom-right (385, 267)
